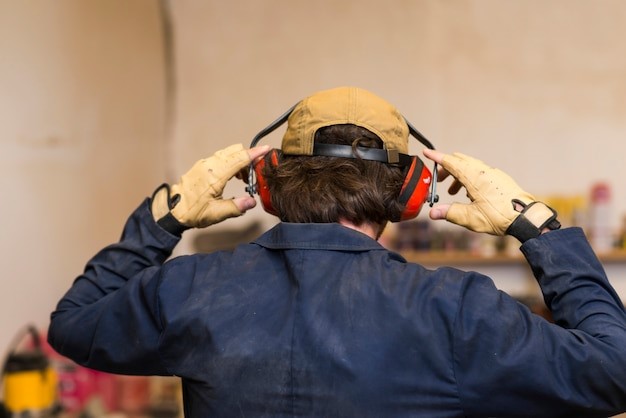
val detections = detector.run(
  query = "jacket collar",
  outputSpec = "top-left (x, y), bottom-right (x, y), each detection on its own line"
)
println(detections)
top-left (254, 222), bottom-right (386, 252)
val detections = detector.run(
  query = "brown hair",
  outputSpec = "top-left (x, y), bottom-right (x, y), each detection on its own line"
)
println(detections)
top-left (263, 124), bottom-right (406, 226)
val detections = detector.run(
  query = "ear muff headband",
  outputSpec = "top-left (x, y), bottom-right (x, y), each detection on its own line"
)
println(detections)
top-left (246, 105), bottom-right (439, 220)
top-left (246, 105), bottom-right (296, 196)
top-left (250, 105), bottom-right (296, 149)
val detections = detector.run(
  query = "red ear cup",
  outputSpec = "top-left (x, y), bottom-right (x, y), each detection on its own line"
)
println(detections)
top-left (396, 156), bottom-right (432, 221)
top-left (253, 149), bottom-right (281, 216)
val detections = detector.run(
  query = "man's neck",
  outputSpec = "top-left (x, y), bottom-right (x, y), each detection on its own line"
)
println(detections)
top-left (338, 219), bottom-right (384, 240)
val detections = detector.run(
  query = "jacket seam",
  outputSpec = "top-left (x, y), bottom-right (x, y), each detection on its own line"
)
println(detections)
top-left (288, 249), bottom-right (304, 415)
top-left (450, 274), bottom-right (468, 416)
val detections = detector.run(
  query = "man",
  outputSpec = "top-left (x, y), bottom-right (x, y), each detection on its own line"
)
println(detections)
top-left (49, 87), bottom-right (626, 417)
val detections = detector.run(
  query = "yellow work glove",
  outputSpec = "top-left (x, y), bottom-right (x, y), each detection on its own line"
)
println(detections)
top-left (151, 144), bottom-right (252, 235)
top-left (440, 153), bottom-right (560, 242)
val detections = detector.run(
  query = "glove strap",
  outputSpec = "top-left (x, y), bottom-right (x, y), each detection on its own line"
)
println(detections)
top-left (151, 184), bottom-right (189, 236)
top-left (506, 200), bottom-right (561, 243)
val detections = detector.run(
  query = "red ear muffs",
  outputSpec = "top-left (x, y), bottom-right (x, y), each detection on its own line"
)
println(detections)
top-left (255, 151), bottom-right (432, 221)
top-left (253, 149), bottom-right (281, 216)
top-left (396, 156), bottom-right (432, 222)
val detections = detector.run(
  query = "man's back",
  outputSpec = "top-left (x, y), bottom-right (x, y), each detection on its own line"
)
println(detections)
top-left (143, 222), bottom-right (621, 417)
top-left (157, 222), bottom-right (462, 416)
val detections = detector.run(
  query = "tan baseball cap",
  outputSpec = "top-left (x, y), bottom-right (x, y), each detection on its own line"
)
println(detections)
top-left (281, 86), bottom-right (409, 155)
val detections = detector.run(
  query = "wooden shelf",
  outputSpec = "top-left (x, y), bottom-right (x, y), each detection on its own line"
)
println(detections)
top-left (596, 250), bottom-right (626, 262)
top-left (401, 249), bottom-right (626, 267)
top-left (401, 250), bottom-right (522, 266)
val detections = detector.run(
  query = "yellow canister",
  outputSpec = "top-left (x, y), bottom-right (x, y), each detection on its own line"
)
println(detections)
top-left (3, 351), bottom-right (57, 413)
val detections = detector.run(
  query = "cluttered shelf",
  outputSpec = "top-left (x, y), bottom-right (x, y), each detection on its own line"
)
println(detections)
top-left (385, 184), bottom-right (626, 269)
top-left (401, 249), bottom-right (626, 267)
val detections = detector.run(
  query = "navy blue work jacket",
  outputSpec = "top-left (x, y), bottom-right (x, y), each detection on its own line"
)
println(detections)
top-left (49, 199), bottom-right (626, 417)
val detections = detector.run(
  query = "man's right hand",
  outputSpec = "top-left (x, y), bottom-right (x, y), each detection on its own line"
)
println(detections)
top-left (422, 149), bottom-right (559, 242)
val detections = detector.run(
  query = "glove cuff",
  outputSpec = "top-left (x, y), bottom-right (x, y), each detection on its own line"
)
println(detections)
top-left (150, 183), bottom-right (189, 236)
top-left (157, 212), bottom-right (188, 237)
top-left (506, 200), bottom-right (561, 243)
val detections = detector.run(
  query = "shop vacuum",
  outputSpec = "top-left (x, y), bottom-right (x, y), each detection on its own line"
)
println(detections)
top-left (0, 325), bottom-right (59, 418)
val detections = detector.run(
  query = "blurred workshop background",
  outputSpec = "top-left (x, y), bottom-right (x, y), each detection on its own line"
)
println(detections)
top-left (1, 1), bottom-right (626, 416)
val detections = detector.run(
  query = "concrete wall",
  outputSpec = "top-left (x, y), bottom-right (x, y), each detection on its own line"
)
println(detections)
top-left (2, 0), bottom-right (626, 352)
top-left (0, 0), bottom-right (167, 353)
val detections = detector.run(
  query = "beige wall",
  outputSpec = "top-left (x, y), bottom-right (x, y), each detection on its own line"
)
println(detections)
top-left (0, 0), bottom-right (167, 353)
top-left (171, 0), bottom-right (626, 220)
top-left (2, 0), bottom-right (626, 352)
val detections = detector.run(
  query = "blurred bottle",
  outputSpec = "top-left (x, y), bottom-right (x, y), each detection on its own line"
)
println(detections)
top-left (116, 375), bottom-right (150, 415)
top-left (588, 182), bottom-right (613, 252)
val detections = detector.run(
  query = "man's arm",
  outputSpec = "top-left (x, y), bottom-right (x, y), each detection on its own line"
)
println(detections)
top-left (421, 149), bottom-right (626, 416)
top-left (48, 200), bottom-right (179, 375)
top-left (455, 228), bottom-right (626, 417)
top-left (48, 144), bottom-right (269, 375)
